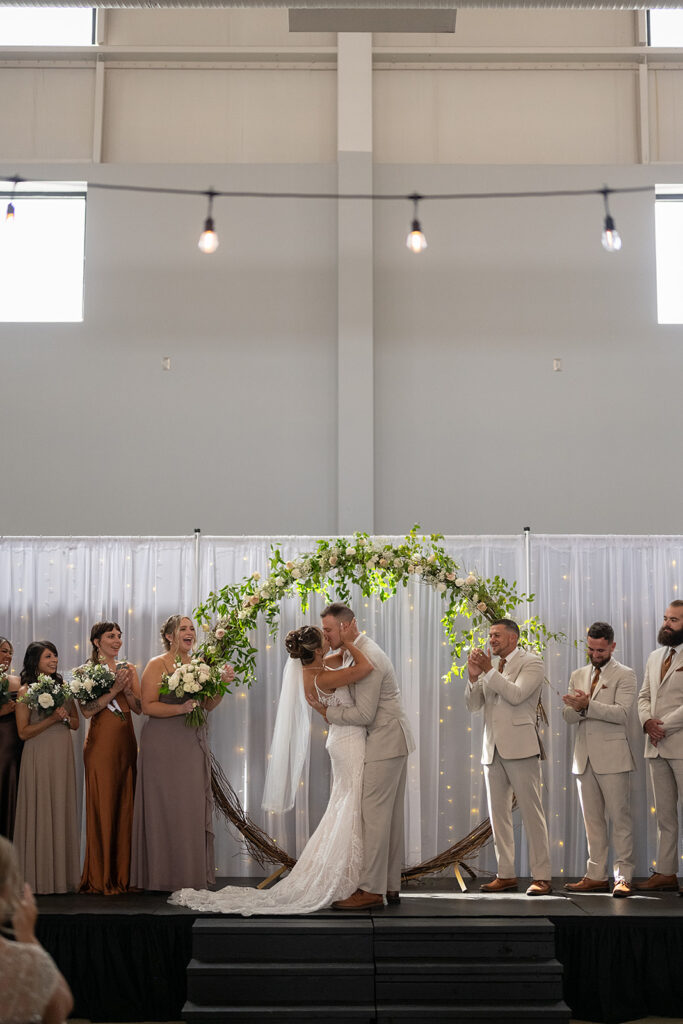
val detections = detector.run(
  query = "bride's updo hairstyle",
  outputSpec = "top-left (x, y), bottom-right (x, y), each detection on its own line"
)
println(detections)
top-left (285, 626), bottom-right (323, 666)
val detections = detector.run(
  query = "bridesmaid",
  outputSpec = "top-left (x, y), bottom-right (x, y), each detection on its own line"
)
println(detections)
top-left (79, 621), bottom-right (142, 895)
top-left (0, 637), bottom-right (23, 839)
top-left (13, 642), bottom-right (80, 894)
top-left (131, 615), bottom-right (225, 892)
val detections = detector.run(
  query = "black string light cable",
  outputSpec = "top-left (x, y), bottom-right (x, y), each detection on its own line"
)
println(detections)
top-left (0, 176), bottom-right (653, 253)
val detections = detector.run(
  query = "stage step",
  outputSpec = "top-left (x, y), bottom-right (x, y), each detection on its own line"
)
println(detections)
top-left (373, 916), bottom-right (557, 960)
top-left (187, 960), bottom-right (374, 1005)
top-left (183, 1005), bottom-right (374, 1023)
top-left (182, 915), bottom-right (571, 1024)
top-left (375, 959), bottom-right (565, 1003)
top-left (376, 1003), bottom-right (572, 1023)
top-left (190, 917), bottom-right (373, 963)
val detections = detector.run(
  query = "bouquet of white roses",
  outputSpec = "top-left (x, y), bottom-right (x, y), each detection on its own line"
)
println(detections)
top-left (160, 656), bottom-right (224, 727)
top-left (19, 674), bottom-right (71, 720)
top-left (69, 660), bottom-right (129, 721)
top-left (0, 668), bottom-right (11, 710)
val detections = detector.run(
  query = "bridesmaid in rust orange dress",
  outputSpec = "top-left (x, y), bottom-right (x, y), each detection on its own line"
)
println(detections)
top-left (79, 621), bottom-right (142, 895)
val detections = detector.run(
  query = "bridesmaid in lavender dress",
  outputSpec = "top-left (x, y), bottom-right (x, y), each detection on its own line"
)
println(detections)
top-left (130, 615), bottom-right (233, 892)
top-left (0, 637), bottom-right (23, 839)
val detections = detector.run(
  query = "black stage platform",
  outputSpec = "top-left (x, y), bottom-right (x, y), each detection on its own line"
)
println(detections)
top-left (35, 878), bottom-right (683, 1024)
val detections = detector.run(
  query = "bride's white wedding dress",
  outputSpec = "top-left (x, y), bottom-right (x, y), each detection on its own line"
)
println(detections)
top-left (168, 683), bottom-right (365, 915)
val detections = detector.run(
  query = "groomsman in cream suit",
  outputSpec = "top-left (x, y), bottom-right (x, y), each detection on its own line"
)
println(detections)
top-left (635, 600), bottom-right (683, 893)
top-left (308, 602), bottom-right (416, 910)
top-left (562, 622), bottom-right (636, 897)
top-left (466, 619), bottom-right (552, 896)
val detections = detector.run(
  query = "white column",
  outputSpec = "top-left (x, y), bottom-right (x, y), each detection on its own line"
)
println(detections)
top-left (337, 33), bottom-right (374, 534)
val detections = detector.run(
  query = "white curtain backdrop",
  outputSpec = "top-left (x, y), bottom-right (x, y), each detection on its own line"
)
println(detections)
top-left (0, 533), bottom-right (680, 880)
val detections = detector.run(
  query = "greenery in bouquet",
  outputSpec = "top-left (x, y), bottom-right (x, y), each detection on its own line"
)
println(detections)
top-left (19, 673), bottom-right (71, 719)
top-left (159, 656), bottom-right (225, 727)
top-left (195, 525), bottom-right (562, 687)
top-left (0, 668), bottom-right (11, 710)
top-left (69, 661), bottom-right (125, 720)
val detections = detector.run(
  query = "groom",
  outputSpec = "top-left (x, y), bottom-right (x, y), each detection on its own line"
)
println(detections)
top-left (309, 602), bottom-right (415, 909)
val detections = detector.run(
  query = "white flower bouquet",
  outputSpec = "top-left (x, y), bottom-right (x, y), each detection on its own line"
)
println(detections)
top-left (19, 674), bottom-right (71, 720)
top-left (70, 660), bottom-right (128, 721)
top-left (160, 656), bottom-right (224, 727)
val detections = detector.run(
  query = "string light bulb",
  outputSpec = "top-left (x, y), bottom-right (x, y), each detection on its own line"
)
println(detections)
top-left (5, 201), bottom-right (14, 224)
top-left (198, 191), bottom-right (219, 254)
top-left (600, 188), bottom-right (622, 253)
top-left (406, 193), bottom-right (427, 254)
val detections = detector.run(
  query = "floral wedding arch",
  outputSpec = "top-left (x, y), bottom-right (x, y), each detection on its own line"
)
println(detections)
top-left (198, 527), bottom-right (559, 883)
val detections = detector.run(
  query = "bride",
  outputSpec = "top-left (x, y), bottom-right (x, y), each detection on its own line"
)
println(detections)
top-left (168, 624), bottom-right (373, 914)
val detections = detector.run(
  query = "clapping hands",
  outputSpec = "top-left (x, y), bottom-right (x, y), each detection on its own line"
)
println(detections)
top-left (467, 647), bottom-right (493, 680)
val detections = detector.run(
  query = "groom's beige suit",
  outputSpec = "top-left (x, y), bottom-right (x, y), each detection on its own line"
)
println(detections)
top-left (638, 643), bottom-right (683, 875)
top-left (563, 658), bottom-right (636, 881)
top-left (465, 646), bottom-right (551, 880)
top-left (325, 633), bottom-right (415, 895)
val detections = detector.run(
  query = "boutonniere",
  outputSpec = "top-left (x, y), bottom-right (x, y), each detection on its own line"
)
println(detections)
top-left (601, 684), bottom-right (608, 690)
top-left (676, 667), bottom-right (683, 672)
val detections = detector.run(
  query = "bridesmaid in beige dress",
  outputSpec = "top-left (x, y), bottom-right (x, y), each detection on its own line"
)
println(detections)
top-left (13, 642), bottom-right (80, 895)
top-left (130, 615), bottom-right (232, 892)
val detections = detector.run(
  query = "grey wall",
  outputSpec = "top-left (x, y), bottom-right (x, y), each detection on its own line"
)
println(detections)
top-left (1, 160), bottom-right (682, 536)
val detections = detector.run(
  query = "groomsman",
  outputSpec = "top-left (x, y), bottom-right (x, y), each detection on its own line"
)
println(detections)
top-left (635, 600), bottom-right (683, 893)
top-left (466, 620), bottom-right (552, 896)
top-left (562, 622), bottom-right (636, 897)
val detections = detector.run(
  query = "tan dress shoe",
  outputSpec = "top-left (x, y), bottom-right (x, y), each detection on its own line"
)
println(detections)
top-left (480, 876), bottom-right (518, 893)
top-left (332, 889), bottom-right (384, 910)
top-left (564, 876), bottom-right (609, 893)
top-left (612, 879), bottom-right (634, 898)
top-left (526, 879), bottom-right (552, 896)
top-left (634, 873), bottom-right (678, 892)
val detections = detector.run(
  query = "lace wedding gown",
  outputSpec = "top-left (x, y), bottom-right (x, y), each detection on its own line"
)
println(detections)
top-left (168, 684), bottom-right (365, 914)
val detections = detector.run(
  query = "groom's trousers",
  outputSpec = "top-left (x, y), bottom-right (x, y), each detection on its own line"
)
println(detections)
top-left (360, 754), bottom-right (408, 895)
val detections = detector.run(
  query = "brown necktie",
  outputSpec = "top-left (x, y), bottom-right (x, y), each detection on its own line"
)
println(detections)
top-left (498, 657), bottom-right (507, 674)
top-left (589, 667), bottom-right (601, 697)
top-left (661, 647), bottom-right (676, 681)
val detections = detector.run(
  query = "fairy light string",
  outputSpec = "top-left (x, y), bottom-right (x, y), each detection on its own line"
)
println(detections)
top-left (0, 175), bottom-right (656, 253)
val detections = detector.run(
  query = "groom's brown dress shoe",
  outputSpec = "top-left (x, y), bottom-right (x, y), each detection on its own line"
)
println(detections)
top-left (480, 877), bottom-right (518, 893)
top-left (634, 873), bottom-right (678, 892)
top-left (564, 876), bottom-right (609, 893)
top-left (526, 880), bottom-right (552, 896)
top-left (332, 889), bottom-right (384, 910)
top-left (612, 879), bottom-right (634, 898)
top-left (386, 891), bottom-right (400, 904)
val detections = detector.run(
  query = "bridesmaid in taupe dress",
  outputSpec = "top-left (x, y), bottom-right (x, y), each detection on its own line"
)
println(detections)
top-left (130, 615), bottom-right (226, 892)
top-left (0, 637), bottom-right (23, 839)
top-left (79, 621), bottom-right (142, 895)
top-left (13, 641), bottom-right (80, 894)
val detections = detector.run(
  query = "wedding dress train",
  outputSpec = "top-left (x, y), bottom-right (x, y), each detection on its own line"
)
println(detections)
top-left (168, 685), bottom-right (365, 915)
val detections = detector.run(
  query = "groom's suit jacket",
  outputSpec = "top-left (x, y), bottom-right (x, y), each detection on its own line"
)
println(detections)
top-left (638, 645), bottom-right (683, 759)
top-left (465, 647), bottom-right (544, 764)
top-left (562, 659), bottom-right (636, 775)
top-left (325, 634), bottom-right (415, 763)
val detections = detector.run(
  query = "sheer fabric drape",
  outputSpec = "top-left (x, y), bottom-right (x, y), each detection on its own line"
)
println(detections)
top-left (0, 533), bottom-right (680, 878)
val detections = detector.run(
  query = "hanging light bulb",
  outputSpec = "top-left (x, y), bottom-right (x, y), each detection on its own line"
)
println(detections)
top-left (406, 193), bottom-right (427, 254)
top-left (198, 191), bottom-right (219, 254)
top-left (5, 201), bottom-right (14, 223)
top-left (600, 188), bottom-right (622, 253)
